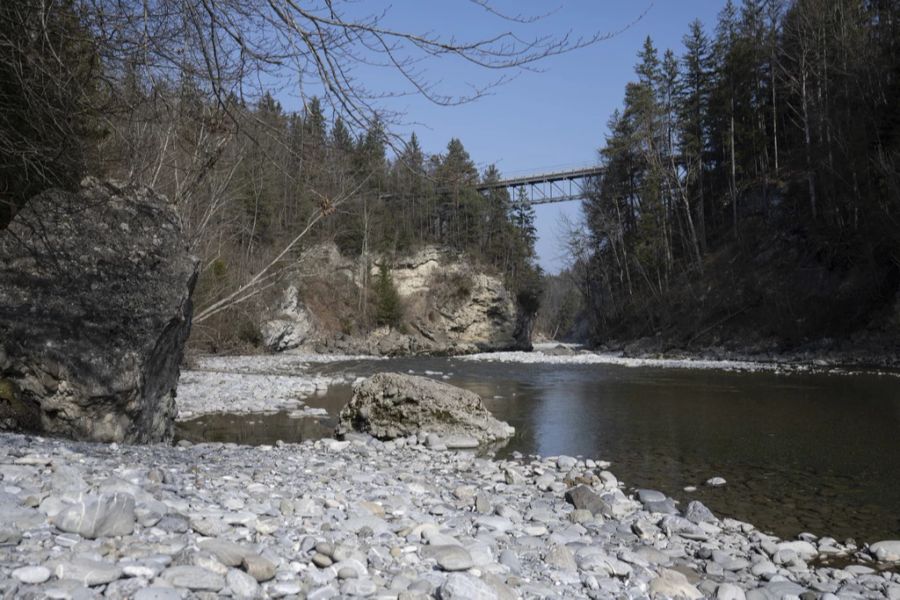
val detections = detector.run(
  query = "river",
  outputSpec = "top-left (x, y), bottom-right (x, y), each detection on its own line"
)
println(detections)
top-left (177, 353), bottom-right (900, 546)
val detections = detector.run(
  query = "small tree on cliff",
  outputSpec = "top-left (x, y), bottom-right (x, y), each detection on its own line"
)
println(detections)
top-left (374, 264), bottom-right (403, 329)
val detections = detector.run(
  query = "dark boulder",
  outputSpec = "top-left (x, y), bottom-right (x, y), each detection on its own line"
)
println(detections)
top-left (0, 178), bottom-right (197, 442)
top-left (564, 485), bottom-right (612, 517)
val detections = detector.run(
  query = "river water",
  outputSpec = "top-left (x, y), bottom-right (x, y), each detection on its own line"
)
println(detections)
top-left (177, 355), bottom-right (900, 545)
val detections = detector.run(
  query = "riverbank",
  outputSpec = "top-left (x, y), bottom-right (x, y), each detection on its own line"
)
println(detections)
top-left (594, 335), bottom-right (900, 371)
top-left (0, 431), bottom-right (897, 600)
top-left (463, 343), bottom-right (900, 377)
top-left (176, 353), bottom-right (377, 420)
top-left (173, 348), bottom-right (831, 423)
top-left (173, 351), bottom-right (900, 544)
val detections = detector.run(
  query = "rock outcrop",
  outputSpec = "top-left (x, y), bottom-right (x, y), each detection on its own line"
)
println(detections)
top-left (260, 285), bottom-right (317, 352)
top-left (0, 178), bottom-right (197, 443)
top-left (391, 247), bottom-right (521, 354)
top-left (337, 373), bottom-right (515, 446)
top-left (261, 244), bottom-right (531, 355)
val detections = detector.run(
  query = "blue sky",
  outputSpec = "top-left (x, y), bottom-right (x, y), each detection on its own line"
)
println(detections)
top-left (283, 1), bottom-right (728, 272)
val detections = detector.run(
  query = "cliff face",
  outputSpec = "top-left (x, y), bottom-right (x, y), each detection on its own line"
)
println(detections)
top-left (260, 245), bottom-right (530, 355)
top-left (382, 247), bottom-right (520, 354)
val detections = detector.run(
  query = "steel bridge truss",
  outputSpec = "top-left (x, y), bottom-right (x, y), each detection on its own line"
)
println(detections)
top-left (476, 166), bottom-right (604, 205)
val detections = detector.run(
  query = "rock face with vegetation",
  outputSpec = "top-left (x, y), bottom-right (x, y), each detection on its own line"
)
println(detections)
top-left (260, 244), bottom-right (531, 355)
top-left (375, 247), bottom-right (525, 354)
top-left (337, 372), bottom-right (515, 446)
top-left (0, 179), bottom-right (197, 443)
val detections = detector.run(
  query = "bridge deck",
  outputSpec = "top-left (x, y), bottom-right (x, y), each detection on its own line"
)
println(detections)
top-left (476, 166), bottom-right (604, 191)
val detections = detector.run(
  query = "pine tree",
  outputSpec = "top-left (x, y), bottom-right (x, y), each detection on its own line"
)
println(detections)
top-left (435, 138), bottom-right (480, 249)
top-left (481, 164), bottom-right (513, 264)
top-left (681, 19), bottom-right (713, 252)
top-left (712, 0), bottom-right (742, 235)
top-left (330, 116), bottom-right (355, 156)
top-left (511, 187), bottom-right (537, 254)
top-left (374, 263), bottom-right (402, 329)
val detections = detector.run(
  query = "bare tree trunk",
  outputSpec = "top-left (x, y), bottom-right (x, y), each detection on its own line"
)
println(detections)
top-left (771, 58), bottom-right (779, 174)
top-left (730, 105), bottom-right (739, 238)
top-left (697, 165), bottom-right (707, 254)
top-left (360, 195), bottom-right (369, 326)
top-left (614, 199), bottom-right (633, 296)
top-left (801, 60), bottom-right (817, 220)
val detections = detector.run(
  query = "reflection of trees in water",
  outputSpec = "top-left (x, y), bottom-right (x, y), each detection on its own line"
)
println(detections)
top-left (176, 413), bottom-right (335, 445)
top-left (467, 362), bottom-right (900, 544)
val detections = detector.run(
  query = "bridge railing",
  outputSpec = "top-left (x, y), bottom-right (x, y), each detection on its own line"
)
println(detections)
top-left (475, 166), bottom-right (604, 191)
top-left (378, 164), bottom-right (604, 205)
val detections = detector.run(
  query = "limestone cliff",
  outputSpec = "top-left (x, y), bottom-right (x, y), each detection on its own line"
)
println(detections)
top-left (260, 244), bottom-right (531, 355)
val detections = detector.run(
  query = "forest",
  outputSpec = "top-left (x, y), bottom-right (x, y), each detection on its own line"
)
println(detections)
top-left (3, 0), bottom-right (898, 354)
top-left (0, 0), bottom-right (544, 350)
top-left (573, 0), bottom-right (900, 351)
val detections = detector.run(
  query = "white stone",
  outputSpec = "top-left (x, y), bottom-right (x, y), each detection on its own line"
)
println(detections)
top-left (12, 565), bottom-right (51, 584)
top-left (440, 573), bottom-right (499, 600)
top-left (871, 541), bottom-right (900, 562)
top-left (649, 569), bottom-right (703, 599)
top-left (716, 582), bottom-right (747, 600)
top-left (776, 540), bottom-right (818, 560)
top-left (226, 568), bottom-right (260, 599)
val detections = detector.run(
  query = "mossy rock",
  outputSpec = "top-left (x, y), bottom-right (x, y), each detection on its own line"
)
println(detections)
top-left (0, 378), bottom-right (17, 403)
top-left (0, 378), bottom-right (42, 431)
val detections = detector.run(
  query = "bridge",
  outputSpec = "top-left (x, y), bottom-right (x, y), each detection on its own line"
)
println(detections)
top-left (377, 164), bottom-right (604, 205)
top-left (476, 165), bottom-right (604, 205)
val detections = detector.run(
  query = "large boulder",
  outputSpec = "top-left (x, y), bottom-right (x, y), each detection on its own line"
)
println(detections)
top-left (0, 178), bottom-right (197, 443)
top-left (337, 373), bottom-right (514, 444)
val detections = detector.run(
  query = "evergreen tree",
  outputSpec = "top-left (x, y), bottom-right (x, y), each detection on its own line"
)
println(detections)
top-left (511, 188), bottom-right (537, 254)
top-left (579, 0), bottom-right (900, 345)
top-left (330, 116), bottom-right (355, 157)
top-left (435, 138), bottom-right (481, 249)
top-left (680, 19), bottom-right (712, 251)
top-left (374, 263), bottom-right (402, 329)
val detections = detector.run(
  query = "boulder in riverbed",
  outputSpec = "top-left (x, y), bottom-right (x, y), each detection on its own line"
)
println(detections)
top-left (870, 540), bottom-right (900, 562)
top-left (337, 372), bottom-right (514, 445)
top-left (0, 178), bottom-right (197, 442)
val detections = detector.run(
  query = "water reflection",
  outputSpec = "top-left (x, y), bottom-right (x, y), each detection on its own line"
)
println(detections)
top-left (178, 356), bottom-right (900, 543)
top-left (176, 411), bottom-right (337, 445)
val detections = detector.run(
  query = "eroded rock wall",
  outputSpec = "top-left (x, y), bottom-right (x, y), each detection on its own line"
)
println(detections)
top-left (382, 247), bottom-right (520, 354)
top-left (261, 244), bottom-right (530, 355)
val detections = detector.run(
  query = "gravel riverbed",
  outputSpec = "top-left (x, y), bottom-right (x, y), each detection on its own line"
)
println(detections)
top-left (176, 354), bottom-right (376, 420)
top-left (1, 432), bottom-right (898, 599)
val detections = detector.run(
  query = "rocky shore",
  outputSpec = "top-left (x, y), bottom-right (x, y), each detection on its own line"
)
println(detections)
top-left (1, 432), bottom-right (897, 600)
top-left (600, 336), bottom-right (900, 372)
top-left (175, 354), bottom-right (373, 420)
top-left (464, 344), bottom-right (900, 377)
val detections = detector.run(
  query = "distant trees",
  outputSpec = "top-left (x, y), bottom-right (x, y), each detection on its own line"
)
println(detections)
top-left (580, 0), bottom-right (900, 343)
top-left (1, 1), bottom-right (623, 350)
top-left (0, 0), bottom-right (620, 229)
